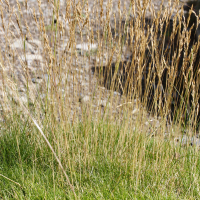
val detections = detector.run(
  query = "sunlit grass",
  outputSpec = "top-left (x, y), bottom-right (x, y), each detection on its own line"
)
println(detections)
top-left (0, 0), bottom-right (200, 199)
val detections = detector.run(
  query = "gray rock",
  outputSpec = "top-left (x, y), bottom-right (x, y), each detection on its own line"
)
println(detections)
top-left (97, 99), bottom-right (110, 107)
top-left (80, 95), bottom-right (90, 103)
top-left (76, 43), bottom-right (97, 51)
top-left (32, 77), bottom-right (43, 84)
top-left (10, 39), bottom-right (34, 52)
top-left (132, 108), bottom-right (139, 115)
top-left (174, 135), bottom-right (200, 148)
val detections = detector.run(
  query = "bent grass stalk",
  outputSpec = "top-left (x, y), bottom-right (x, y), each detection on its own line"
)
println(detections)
top-left (12, 88), bottom-right (76, 198)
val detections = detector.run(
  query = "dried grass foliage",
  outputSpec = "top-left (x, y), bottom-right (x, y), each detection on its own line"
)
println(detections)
top-left (0, 0), bottom-right (199, 197)
top-left (0, 0), bottom-right (199, 126)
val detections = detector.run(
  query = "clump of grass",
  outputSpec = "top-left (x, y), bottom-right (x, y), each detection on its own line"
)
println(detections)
top-left (0, 0), bottom-right (200, 199)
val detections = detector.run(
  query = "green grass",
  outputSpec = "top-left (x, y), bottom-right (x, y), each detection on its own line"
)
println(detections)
top-left (1, 114), bottom-right (200, 199)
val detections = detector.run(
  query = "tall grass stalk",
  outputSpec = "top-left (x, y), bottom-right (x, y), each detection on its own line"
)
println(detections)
top-left (0, 0), bottom-right (200, 198)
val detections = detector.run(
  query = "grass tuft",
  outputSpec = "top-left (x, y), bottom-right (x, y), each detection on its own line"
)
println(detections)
top-left (0, 0), bottom-right (200, 199)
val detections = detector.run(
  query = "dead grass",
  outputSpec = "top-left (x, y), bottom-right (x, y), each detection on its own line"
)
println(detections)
top-left (0, 0), bottom-right (200, 199)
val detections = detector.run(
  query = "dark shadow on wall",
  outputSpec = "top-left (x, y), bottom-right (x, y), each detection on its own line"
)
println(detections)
top-left (91, 4), bottom-right (200, 129)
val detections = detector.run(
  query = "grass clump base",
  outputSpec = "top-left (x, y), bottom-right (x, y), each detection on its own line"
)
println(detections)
top-left (1, 113), bottom-right (200, 199)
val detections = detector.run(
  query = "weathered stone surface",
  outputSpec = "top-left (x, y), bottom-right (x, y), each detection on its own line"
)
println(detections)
top-left (76, 43), bottom-right (98, 51)
top-left (174, 134), bottom-right (200, 148)
top-left (80, 95), bottom-right (90, 103)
